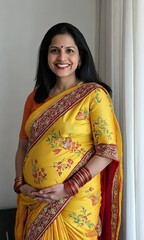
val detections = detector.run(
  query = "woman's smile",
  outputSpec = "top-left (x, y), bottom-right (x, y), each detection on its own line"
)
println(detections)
top-left (48, 34), bottom-right (81, 79)
top-left (55, 63), bottom-right (70, 70)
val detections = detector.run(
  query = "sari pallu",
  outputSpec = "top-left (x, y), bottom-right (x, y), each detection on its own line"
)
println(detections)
top-left (15, 83), bottom-right (122, 240)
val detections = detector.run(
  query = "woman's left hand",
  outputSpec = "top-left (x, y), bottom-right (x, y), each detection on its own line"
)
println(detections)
top-left (31, 184), bottom-right (68, 202)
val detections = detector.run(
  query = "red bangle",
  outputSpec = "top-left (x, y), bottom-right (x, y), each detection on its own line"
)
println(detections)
top-left (64, 181), bottom-right (74, 196)
top-left (14, 176), bottom-right (24, 194)
top-left (64, 166), bottom-right (92, 197)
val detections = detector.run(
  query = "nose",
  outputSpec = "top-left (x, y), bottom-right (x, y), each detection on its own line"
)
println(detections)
top-left (57, 50), bottom-right (66, 61)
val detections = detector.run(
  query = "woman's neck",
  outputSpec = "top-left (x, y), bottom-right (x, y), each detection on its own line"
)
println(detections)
top-left (55, 77), bottom-right (80, 91)
top-left (49, 77), bottom-right (81, 98)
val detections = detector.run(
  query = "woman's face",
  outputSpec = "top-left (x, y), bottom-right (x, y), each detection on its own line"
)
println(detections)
top-left (48, 34), bottom-right (81, 80)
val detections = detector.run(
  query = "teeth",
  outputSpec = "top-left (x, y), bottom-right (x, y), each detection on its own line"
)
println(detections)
top-left (56, 64), bottom-right (69, 67)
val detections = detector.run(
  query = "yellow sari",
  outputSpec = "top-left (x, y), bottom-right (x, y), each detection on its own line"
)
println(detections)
top-left (15, 83), bottom-right (122, 240)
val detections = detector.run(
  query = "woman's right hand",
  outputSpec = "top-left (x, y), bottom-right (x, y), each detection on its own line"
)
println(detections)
top-left (20, 184), bottom-right (39, 198)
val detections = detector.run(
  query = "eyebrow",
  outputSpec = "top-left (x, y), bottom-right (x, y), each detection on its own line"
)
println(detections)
top-left (49, 45), bottom-right (76, 49)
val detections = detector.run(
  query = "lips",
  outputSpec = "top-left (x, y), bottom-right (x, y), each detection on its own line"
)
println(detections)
top-left (55, 63), bottom-right (70, 69)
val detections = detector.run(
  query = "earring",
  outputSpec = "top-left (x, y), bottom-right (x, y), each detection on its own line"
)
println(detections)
top-left (78, 63), bottom-right (81, 69)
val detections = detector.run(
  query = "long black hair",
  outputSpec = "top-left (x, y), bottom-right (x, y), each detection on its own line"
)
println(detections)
top-left (34, 22), bottom-right (112, 103)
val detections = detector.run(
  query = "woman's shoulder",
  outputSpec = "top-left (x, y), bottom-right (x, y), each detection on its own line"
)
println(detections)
top-left (26, 89), bottom-right (36, 102)
top-left (24, 89), bottom-right (36, 109)
top-left (83, 82), bottom-right (108, 94)
top-left (82, 83), bottom-right (112, 105)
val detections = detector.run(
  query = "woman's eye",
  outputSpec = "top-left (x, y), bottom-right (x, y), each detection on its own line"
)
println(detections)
top-left (49, 48), bottom-right (59, 54)
top-left (67, 49), bottom-right (74, 54)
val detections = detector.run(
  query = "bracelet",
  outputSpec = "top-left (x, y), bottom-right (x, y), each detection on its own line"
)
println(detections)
top-left (14, 176), bottom-right (24, 194)
top-left (64, 166), bottom-right (92, 197)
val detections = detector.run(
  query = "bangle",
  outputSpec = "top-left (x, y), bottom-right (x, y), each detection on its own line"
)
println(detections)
top-left (14, 176), bottom-right (25, 194)
top-left (64, 167), bottom-right (92, 197)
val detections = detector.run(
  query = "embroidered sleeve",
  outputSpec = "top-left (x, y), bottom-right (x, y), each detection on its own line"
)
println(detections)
top-left (90, 88), bottom-right (119, 160)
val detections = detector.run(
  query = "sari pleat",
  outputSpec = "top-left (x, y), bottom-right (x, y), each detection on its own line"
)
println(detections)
top-left (41, 214), bottom-right (70, 240)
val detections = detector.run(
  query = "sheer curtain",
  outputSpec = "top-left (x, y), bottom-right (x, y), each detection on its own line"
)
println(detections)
top-left (96, 0), bottom-right (144, 239)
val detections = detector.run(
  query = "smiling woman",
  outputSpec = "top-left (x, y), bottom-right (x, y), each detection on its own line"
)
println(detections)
top-left (47, 34), bottom-right (81, 84)
top-left (14, 22), bottom-right (122, 240)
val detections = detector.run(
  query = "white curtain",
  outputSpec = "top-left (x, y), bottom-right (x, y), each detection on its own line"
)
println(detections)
top-left (96, 0), bottom-right (144, 239)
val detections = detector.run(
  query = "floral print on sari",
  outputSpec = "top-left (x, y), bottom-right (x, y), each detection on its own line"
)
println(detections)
top-left (15, 83), bottom-right (122, 240)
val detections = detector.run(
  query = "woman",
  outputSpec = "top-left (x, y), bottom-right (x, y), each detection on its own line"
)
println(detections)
top-left (14, 23), bottom-right (122, 240)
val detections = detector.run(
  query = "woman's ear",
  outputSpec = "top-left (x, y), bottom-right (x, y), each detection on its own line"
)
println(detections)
top-left (78, 59), bottom-right (82, 68)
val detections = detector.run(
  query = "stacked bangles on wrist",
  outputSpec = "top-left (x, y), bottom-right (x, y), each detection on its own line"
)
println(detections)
top-left (14, 176), bottom-right (24, 193)
top-left (64, 166), bottom-right (92, 197)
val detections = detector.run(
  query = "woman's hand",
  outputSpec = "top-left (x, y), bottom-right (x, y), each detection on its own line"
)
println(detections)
top-left (20, 184), bottom-right (39, 198)
top-left (31, 184), bottom-right (69, 202)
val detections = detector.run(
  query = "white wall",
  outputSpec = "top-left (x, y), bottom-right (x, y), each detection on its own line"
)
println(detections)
top-left (0, 0), bottom-right (96, 209)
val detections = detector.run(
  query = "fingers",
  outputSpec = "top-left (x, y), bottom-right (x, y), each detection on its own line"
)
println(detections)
top-left (33, 190), bottom-right (62, 202)
top-left (39, 187), bottom-right (54, 194)
top-left (35, 193), bottom-right (55, 200)
top-left (24, 184), bottom-right (67, 202)
top-left (20, 184), bottom-right (39, 197)
top-left (34, 194), bottom-right (55, 203)
top-left (39, 184), bottom-right (63, 194)
top-left (34, 197), bottom-right (51, 203)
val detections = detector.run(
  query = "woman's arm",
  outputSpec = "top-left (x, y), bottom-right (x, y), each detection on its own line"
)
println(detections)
top-left (32, 155), bottom-right (112, 202)
top-left (15, 139), bottom-right (28, 177)
top-left (62, 155), bottom-right (112, 197)
top-left (14, 139), bottom-right (39, 196)
top-left (86, 154), bottom-right (112, 177)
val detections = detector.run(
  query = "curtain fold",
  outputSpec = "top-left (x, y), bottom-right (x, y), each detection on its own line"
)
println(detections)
top-left (96, 0), bottom-right (144, 239)
top-left (121, 1), bottom-right (136, 239)
top-left (134, 1), bottom-right (144, 240)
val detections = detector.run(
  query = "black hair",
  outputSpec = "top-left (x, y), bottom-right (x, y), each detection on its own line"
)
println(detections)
top-left (34, 22), bottom-right (112, 103)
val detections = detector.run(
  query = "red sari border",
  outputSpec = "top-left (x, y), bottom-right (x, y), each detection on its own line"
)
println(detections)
top-left (95, 144), bottom-right (119, 161)
top-left (23, 83), bottom-right (122, 240)
top-left (25, 197), bottom-right (71, 240)
top-left (111, 167), bottom-right (119, 240)
top-left (27, 83), bottom-right (101, 152)
top-left (25, 147), bottom-right (96, 240)
top-left (98, 161), bottom-right (120, 240)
